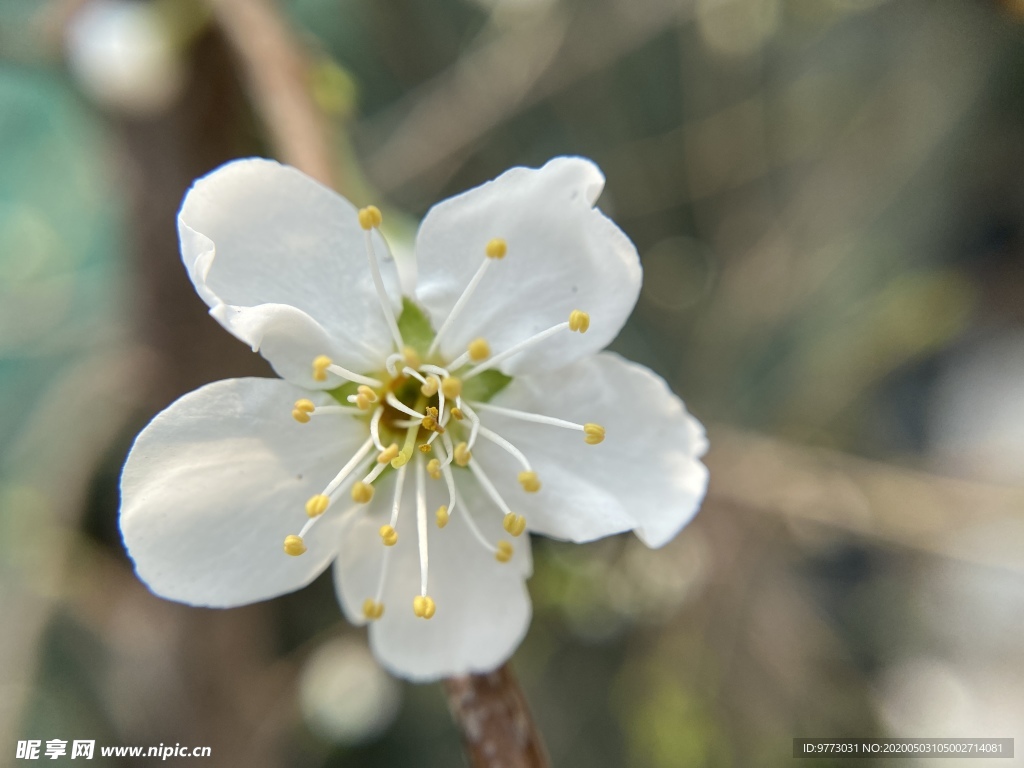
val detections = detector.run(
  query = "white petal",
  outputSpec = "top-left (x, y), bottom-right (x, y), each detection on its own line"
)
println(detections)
top-left (414, 157), bottom-right (641, 374)
top-left (385, 233), bottom-right (418, 298)
top-left (470, 352), bottom-right (708, 548)
top-left (333, 465), bottom-right (532, 682)
top-left (179, 158), bottom-right (402, 385)
top-left (120, 377), bottom-right (371, 607)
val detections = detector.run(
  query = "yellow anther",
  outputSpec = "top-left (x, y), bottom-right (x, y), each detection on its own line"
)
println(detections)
top-left (305, 494), bottom-right (330, 518)
top-left (441, 376), bottom-right (463, 399)
top-left (421, 407), bottom-right (445, 433)
top-left (379, 525), bottom-right (398, 546)
top-left (568, 309), bottom-right (590, 333)
top-left (412, 595), bottom-right (436, 619)
top-left (419, 443), bottom-right (432, 453)
top-left (391, 449), bottom-right (411, 469)
top-left (450, 407), bottom-right (465, 421)
top-left (355, 386), bottom-right (378, 411)
top-left (486, 238), bottom-right (507, 259)
top-left (292, 398), bottom-right (315, 423)
top-left (362, 598), bottom-right (385, 620)
top-left (503, 512), bottom-right (527, 537)
top-left (351, 481), bottom-right (375, 504)
top-left (312, 355), bottom-right (332, 382)
top-left (283, 535), bottom-right (307, 556)
top-left (377, 443), bottom-right (399, 464)
top-left (454, 442), bottom-right (472, 467)
top-left (427, 458), bottom-right (442, 480)
top-left (518, 471), bottom-right (541, 493)
top-left (495, 540), bottom-right (514, 563)
top-left (583, 423), bottom-right (605, 445)
top-left (436, 505), bottom-right (449, 528)
top-left (420, 377), bottom-right (439, 397)
top-left (357, 205), bottom-right (382, 230)
top-left (467, 338), bottom-right (490, 361)
top-left (403, 346), bottom-right (422, 370)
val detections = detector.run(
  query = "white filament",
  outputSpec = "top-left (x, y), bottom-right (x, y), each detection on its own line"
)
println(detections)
top-left (466, 401), bottom-right (587, 432)
top-left (467, 459), bottom-right (513, 516)
top-left (326, 363), bottom-right (382, 388)
top-left (463, 321), bottom-right (569, 379)
top-left (389, 462), bottom-right (408, 528)
top-left (477, 425), bottom-right (532, 472)
top-left (427, 257), bottom-right (492, 357)
top-left (415, 456), bottom-right (429, 596)
top-left (385, 392), bottom-right (426, 420)
top-left (363, 229), bottom-right (404, 351)
top-left (369, 406), bottom-right (385, 451)
top-left (323, 437), bottom-right (375, 497)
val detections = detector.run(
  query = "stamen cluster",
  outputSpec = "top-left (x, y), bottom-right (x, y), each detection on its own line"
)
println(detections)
top-left (282, 208), bottom-right (604, 623)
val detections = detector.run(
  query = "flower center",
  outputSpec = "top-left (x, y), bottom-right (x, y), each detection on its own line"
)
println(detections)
top-left (281, 207), bottom-right (606, 624)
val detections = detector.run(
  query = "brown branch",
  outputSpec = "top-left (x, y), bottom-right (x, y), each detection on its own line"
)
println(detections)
top-left (443, 665), bottom-right (550, 768)
top-left (206, 0), bottom-right (337, 188)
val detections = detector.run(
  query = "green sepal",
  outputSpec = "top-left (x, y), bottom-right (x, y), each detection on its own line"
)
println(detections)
top-left (462, 369), bottom-right (512, 402)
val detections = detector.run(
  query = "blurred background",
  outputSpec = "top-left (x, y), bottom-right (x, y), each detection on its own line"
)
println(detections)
top-left (2, 0), bottom-right (1024, 765)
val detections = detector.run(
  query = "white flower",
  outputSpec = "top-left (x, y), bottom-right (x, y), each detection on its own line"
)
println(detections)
top-left (120, 157), bottom-right (709, 681)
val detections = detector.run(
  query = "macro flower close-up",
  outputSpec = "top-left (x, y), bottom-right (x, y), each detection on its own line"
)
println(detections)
top-left (119, 156), bottom-right (709, 681)
top-left (11, 2), bottom-right (1024, 762)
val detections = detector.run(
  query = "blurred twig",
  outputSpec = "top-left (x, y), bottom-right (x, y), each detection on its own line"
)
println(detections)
top-left (443, 666), bottom-right (550, 768)
top-left (206, 0), bottom-right (338, 189)
top-left (679, 7), bottom-right (996, 432)
top-left (362, 0), bottom-right (693, 197)
top-left (706, 426), bottom-right (1024, 573)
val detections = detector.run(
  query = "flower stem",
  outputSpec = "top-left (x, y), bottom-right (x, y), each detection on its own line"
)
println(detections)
top-left (442, 664), bottom-right (549, 768)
